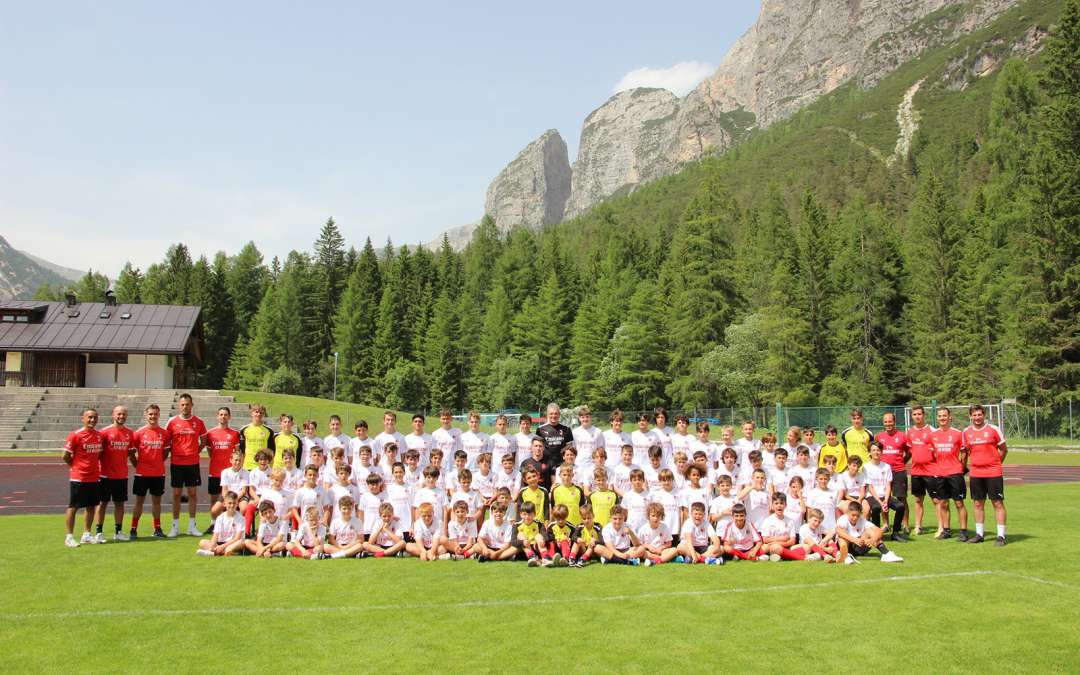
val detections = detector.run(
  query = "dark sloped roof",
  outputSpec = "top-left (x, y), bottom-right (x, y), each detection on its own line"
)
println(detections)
top-left (0, 301), bottom-right (201, 354)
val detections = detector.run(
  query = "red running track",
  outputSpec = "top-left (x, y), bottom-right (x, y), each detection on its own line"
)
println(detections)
top-left (0, 457), bottom-right (1078, 515)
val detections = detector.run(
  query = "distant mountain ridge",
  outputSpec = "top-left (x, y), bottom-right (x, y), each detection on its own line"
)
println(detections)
top-left (473, 0), bottom-right (1023, 239)
top-left (0, 235), bottom-right (74, 300)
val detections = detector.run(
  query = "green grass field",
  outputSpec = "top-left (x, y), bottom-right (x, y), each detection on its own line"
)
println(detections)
top-left (2, 483), bottom-right (1077, 673)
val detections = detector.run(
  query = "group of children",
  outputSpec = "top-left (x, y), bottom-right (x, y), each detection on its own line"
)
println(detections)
top-left (193, 407), bottom-right (909, 566)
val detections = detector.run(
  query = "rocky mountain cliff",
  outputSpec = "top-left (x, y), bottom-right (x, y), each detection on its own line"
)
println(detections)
top-left (484, 129), bottom-right (571, 231)
top-left (0, 235), bottom-right (73, 300)
top-left (483, 0), bottom-right (1022, 231)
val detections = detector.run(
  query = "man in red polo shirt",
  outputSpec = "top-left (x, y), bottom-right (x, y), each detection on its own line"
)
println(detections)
top-left (906, 405), bottom-right (935, 536)
top-left (875, 411), bottom-right (910, 537)
top-left (929, 408), bottom-right (969, 541)
top-left (95, 405), bottom-right (134, 543)
top-left (165, 393), bottom-right (208, 537)
top-left (64, 408), bottom-right (103, 548)
top-left (206, 406), bottom-right (240, 521)
top-left (962, 404), bottom-right (1008, 546)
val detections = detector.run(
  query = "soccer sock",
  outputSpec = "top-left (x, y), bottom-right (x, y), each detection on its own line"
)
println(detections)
top-left (811, 545), bottom-right (829, 557)
top-left (524, 549), bottom-right (535, 559)
top-left (153, 517), bottom-right (161, 529)
top-left (731, 549), bottom-right (750, 560)
top-left (559, 541), bottom-right (571, 558)
top-left (131, 516), bottom-right (140, 530)
top-left (546, 542), bottom-right (555, 557)
top-left (374, 550), bottom-right (385, 558)
top-left (997, 525), bottom-right (1006, 537)
top-left (876, 543), bottom-right (891, 554)
top-left (172, 518), bottom-right (179, 529)
top-left (115, 521), bottom-right (122, 533)
top-left (331, 551), bottom-right (346, 559)
top-left (780, 547), bottom-right (806, 560)
top-left (581, 550), bottom-right (591, 561)
top-left (244, 503), bottom-right (257, 535)
top-left (96, 524), bottom-right (103, 534)
top-left (975, 523), bottom-right (985, 536)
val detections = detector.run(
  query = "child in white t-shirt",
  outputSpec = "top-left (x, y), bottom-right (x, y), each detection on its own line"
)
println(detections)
top-left (325, 495), bottom-right (365, 559)
top-left (196, 491), bottom-right (245, 557)
top-left (838, 455), bottom-right (867, 513)
top-left (738, 468), bottom-right (772, 530)
top-left (494, 453), bottom-right (522, 501)
top-left (384, 462), bottom-right (414, 538)
top-left (709, 475), bottom-right (737, 532)
top-left (442, 500), bottom-right (478, 560)
top-left (636, 502), bottom-right (677, 565)
top-left (288, 505), bottom-right (326, 559)
top-left (721, 503), bottom-right (763, 561)
top-left (785, 475), bottom-right (807, 531)
top-left (621, 470), bottom-right (650, 532)
top-left (448, 469), bottom-right (484, 527)
top-left (650, 469), bottom-right (681, 537)
top-left (363, 503), bottom-right (405, 557)
top-left (612, 445), bottom-right (639, 496)
top-left (678, 464), bottom-right (710, 527)
top-left (759, 493), bottom-right (798, 561)
top-left (473, 503), bottom-right (515, 561)
top-left (405, 503), bottom-right (442, 561)
top-left (328, 464), bottom-right (361, 524)
top-left (244, 499), bottom-right (288, 557)
top-left (835, 501), bottom-right (902, 564)
top-left (597, 505), bottom-right (645, 565)
top-left (770, 448), bottom-right (792, 496)
top-left (805, 468), bottom-right (841, 532)
top-left (357, 473), bottom-right (386, 537)
top-left (677, 501), bottom-right (722, 565)
top-left (796, 508), bottom-right (837, 562)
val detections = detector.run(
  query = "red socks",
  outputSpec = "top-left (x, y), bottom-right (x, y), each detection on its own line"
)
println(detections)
top-left (244, 503), bottom-right (257, 534)
top-left (152, 517), bottom-right (161, 529)
top-left (558, 541), bottom-right (571, 558)
top-left (779, 547), bottom-right (806, 560)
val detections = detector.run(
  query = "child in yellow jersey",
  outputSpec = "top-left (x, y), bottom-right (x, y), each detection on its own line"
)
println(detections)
top-left (515, 468), bottom-right (549, 524)
top-left (588, 467), bottom-right (619, 526)
top-left (818, 425), bottom-right (848, 473)
top-left (510, 502), bottom-right (550, 567)
top-left (551, 464), bottom-right (586, 527)
top-left (545, 504), bottom-right (575, 566)
top-left (571, 503), bottom-right (603, 567)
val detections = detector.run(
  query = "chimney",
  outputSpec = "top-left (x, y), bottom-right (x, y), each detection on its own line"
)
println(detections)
top-left (104, 290), bottom-right (117, 307)
top-left (64, 292), bottom-right (77, 307)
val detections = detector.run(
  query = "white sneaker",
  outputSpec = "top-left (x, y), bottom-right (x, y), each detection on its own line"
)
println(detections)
top-left (438, 552), bottom-right (452, 560)
top-left (195, 549), bottom-right (213, 557)
top-left (844, 554), bottom-right (859, 565)
top-left (65, 534), bottom-right (79, 548)
top-left (93, 532), bottom-right (108, 544)
top-left (80, 532), bottom-right (93, 544)
top-left (806, 553), bottom-right (822, 562)
top-left (166, 524), bottom-right (179, 538)
top-left (113, 531), bottom-right (130, 542)
top-left (881, 550), bottom-right (904, 563)
top-left (186, 525), bottom-right (203, 537)
top-left (768, 553), bottom-right (781, 562)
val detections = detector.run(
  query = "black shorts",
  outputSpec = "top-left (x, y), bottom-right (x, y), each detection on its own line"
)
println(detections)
top-left (693, 544), bottom-right (709, 555)
top-left (865, 495), bottom-right (882, 511)
top-left (670, 534), bottom-right (681, 547)
top-left (69, 481), bottom-right (100, 509)
top-left (891, 470), bottom-right (908, 500)
top-left (98, 477), bottom-right (128, 503)
top-left (170, 464), bottom-right (202, 488)
top-left (402, 532), bottom-right (415, 543)
top-left (931, 474), bottom-right (967, 501)
top-left (133, 475), bottom-right (165, 497)
top-left (848, 542), bottom-right (871, 557)
top-left (207, 476), bottom-right (222, 496)
top-left (911, 474), bottom-right (931, 498)
top-left (969, 475), bottom-right (1005, 501)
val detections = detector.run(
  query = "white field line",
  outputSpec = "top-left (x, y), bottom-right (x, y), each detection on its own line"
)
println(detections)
top-left (4, 570), bottom-right (992, 621)
top-left (996, 571), bottom-right (1080, 591)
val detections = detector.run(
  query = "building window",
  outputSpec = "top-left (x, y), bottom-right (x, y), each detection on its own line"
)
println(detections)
top-left (1, 314), bottom-right (29, 323)
top-left (88, 353), bottom-right (129, 364)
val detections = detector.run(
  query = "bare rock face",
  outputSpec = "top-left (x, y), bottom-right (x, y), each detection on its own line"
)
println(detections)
top-left (484, 130), bottom-right (571, 231)
top-left (693, 0), bottom-right (1021, 128)
top-left (564, 89), bottom-right (683, 219)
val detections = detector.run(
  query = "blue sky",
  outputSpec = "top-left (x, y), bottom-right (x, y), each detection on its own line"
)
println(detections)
top-left (0, 1), bottom-right (760, 275)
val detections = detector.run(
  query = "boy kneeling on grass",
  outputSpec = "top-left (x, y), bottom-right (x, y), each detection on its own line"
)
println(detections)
top-left (197, 491), bottom-right (245, 557)
top-left (835, 501), bottom-right (904, 565)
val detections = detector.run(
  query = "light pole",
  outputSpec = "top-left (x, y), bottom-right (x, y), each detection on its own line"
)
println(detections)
top-left (333, 352), bottom-right (339, 401)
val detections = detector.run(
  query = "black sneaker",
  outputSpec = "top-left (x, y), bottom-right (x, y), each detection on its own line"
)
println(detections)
top-left (129, 528), bottom-right (138, 540)
top-left (936, 529), bottom-right (952, 540)
top-left (152, 528), bottom-right (166, 539)
top-left (890, 533), bottom-right (910, 543)
top-left (957, 530), bottom-right (969, 543)
top-left (966, 534), bottom-right (985, 544)
top-left (995, 536), bottom-right (1007, 547)
top-left (476, 555), bottom-right (487, 563)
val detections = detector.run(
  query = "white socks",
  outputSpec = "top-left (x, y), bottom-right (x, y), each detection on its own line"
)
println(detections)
top-left (997, 525), bottom-right (1006, 537)
top-left (975, 523), bottom-right (985, 536)
top-left (331, 551), bottom-right (346, 559)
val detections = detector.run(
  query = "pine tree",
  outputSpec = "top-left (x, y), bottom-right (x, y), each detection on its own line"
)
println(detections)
top-left (664, 174), bottom-right (742, 408)
top-left (798, 191), bottom-right (834, 382)
top-left (226, 242), bottom-right (269, 339)
top-left (1022, 1), bottom-right (1080, 400)
top-left (827, 199), bottom-right (902, 404)
top-left (370, 246), bottom-right (410, 399)
top-left (73, 270), bottom-right (110, 303)
top-left (422, 291), bottom-right (460, 408)
top-left (904, 172), bottom-right (964, 400)
top-left (333, 238), bottom-right (381, 403)
top-left (511, 270), bottom-right (570, 406)
top-left (113, 263), bottom-right (143, 304)
top-left (313, 217), bottom-right (346, 358)
top-left (601, 280), bottom-right (669, 410)
top-left (275, 252), bottom-right (322, 393)
top-left (162, 244), bottom-right (194, 303)
top-left (189, 255), bottom-right (236, 388)
top-left (474, 283), bottom-right (514, 407)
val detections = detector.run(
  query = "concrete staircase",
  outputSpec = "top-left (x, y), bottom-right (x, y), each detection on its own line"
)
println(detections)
top-left (0, 388), bottom-right (48, 451)
top-left (6, 389), bottom-right (236, 451)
